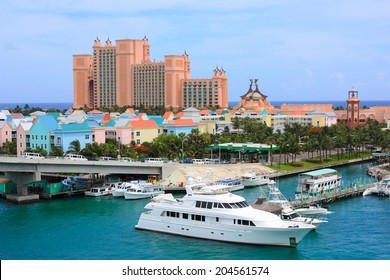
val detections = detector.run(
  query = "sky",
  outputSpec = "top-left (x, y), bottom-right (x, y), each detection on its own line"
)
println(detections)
top-left (1, 0), bottom-right (389, 104)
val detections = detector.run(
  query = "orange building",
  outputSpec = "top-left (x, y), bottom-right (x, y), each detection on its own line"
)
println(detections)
top-left (334, 87), bottom-right (390, 125)
top-left (73, 37), bottom-right (228, 110)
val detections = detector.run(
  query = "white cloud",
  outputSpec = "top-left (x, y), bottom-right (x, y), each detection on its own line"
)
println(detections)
top-left (330, 72), bottom-right (345, 83)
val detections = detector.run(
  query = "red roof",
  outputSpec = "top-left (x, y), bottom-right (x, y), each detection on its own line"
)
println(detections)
top-left (175, 112), bottom-right (184, 118)
top-left (168, 119), bottom-right (197, 127)
top-left (163, 112), bottom-right (173, 119)
top-left (89, 109), bottom-right (104, 114)
top-left (289, 110), bottom-right (306, 115)
top-left (199, 109), bottom-right (210, 116)
top-left (100, 113), bottom-right (111, 123)
top-left (128, 120), bottom-right (158, 129)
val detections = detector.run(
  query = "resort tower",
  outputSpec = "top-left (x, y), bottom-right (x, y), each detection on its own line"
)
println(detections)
top-left (73, 37), bottom-right (228, 110)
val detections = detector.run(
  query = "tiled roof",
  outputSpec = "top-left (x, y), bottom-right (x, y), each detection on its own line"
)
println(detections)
top-left (128, 120), bottom-right (158, 129)
top-left (55, 123), bottom-right (92, 132)
top-left (168, 119), bottom-right (197, 127)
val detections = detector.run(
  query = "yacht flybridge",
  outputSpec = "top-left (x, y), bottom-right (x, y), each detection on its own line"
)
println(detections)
top-left (135, 181), bottom-right (315, 247)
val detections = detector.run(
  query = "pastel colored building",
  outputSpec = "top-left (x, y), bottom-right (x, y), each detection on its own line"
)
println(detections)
top-left (232, 79), bottom-right (275, 114)
top-left (16, 122), bottom-right (33, 157)
top-left (73, 37), bottom-right (228, 110)
top-left (54, 123), bottom-right (93, 152)
top-left (0, 121), bottom-right (12, 147)
top-left (29, 115), bottom-right (59, 154)
top-left (334, 87), bottom-right (390, 125)
top-left (167, 119), bottom-right (198, 135)
top-left (127, 120), bottom-right (159, 144)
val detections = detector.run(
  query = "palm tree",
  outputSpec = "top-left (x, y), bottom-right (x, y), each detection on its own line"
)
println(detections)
top-left (67, 140), bottom-right (81, 154)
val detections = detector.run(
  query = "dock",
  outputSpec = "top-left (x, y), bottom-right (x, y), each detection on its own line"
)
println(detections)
top-left (290, 183), bottom-right (369, 208)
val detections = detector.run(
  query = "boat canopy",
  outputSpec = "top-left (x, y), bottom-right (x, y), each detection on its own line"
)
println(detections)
top-left (300, 168), bottom-right (337, 177)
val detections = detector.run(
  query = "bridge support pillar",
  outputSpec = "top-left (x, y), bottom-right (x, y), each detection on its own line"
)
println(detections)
top-left (5, 171), bottom-right (42, 188)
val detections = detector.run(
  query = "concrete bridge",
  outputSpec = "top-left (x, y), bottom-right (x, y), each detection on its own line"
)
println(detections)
top-left (0, 156), bottom-right (177, 186)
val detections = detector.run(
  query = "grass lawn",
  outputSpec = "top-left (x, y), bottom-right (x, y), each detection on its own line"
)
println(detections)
top-left (270, 152), bottom-right (372, 172)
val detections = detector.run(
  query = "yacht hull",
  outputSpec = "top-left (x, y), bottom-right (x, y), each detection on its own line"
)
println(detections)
top-left (136, 214), bottom-right (313, 247)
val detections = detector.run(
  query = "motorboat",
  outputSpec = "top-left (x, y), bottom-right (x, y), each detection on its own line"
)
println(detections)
top-left (257, 183), bottom-right (327, 229)
top-left (363, 178), bottom-right (390, 197)
top-left (124, 183), bottom-right (164, 200)
top-left (111, 182), bottom-right (135, 197)
top-left (135, 181), bottom-right (315, 247)
top-left (294, 203), bottom-right (329, 216)
top-left (84, 182), bottom-right (121, 197)
top-left (240, 172), bottom-right (271, 188)
top-left (215, 177), bottom-right (244, 192)
top-left (295, 168), bottom-right (341, 200)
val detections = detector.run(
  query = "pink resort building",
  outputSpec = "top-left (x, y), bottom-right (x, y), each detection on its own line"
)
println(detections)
top-left (73, 36), bottom-right (228, 110)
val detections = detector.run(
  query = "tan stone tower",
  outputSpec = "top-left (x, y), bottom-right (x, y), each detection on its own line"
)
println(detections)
top-left (346, 87), bottom-right (360, 126)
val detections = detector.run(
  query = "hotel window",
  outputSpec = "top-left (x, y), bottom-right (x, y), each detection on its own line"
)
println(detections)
top-left (85, 135), bottom-right (90, 140)
top-left (136, 131), bottom-right (140, 136)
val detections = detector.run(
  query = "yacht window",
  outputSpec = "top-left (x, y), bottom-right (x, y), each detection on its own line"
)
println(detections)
top-left (183, 213), bottom-right (188, 219)
top-left (217, 203), bottom-right (224, 208)
top-left (222, 203), bottom-right (232, 209)
top-left (230, 203), bottom-right (239, 209)
top-left (191, 214), bottom-right (205, 222)
top-left (201, 201), bottom-right (207, 208)
top-left (206, 202), bottom-right (213, 209)
top-left (250, 221), bottom-right (255, 226)
top-left (213, 202), bottom-right (218, 208)
top-left (195, 201), bottom-right (201, 208)
top-left (216, 217), bottom-right (219, 222)
top-left (242, 220), bottom-right (249, 226)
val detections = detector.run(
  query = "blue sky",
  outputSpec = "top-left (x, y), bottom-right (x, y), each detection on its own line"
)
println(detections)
top-left (1, 0), bottom-right (389, 103)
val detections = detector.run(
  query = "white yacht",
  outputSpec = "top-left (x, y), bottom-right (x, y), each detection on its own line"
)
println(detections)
top-left (241, 172), bottom-right (271, 188)
top-left (85, 182), bottom-right (121, 197)
top-left (295, 168), bottom-right (341, 200)
top-left (215, 177), bottom-right (244, 192)
top-left (363, 178), bottom-right (390, 197)
top-left (124, 183), bottom-right (164, 200)
top-left (135, 182), bottom-right (315, 247)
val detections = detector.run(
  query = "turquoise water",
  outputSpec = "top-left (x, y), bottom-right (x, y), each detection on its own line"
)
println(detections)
top-left (1, 162), bottom-right (389, 260)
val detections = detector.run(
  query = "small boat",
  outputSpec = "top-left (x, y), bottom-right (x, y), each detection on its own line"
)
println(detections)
top-left (215, 177), bottom-right (244, 192)
top-left (363, 178), bottom-right (390, 197)
top-left (124, 183), bottom-right (164, 200)
top-left (294, 203), bottom-right (329, 216)
top-left (240, 172), bottom-right (271, 188)
top-left (295, 168), bottom-right (342, 200)
top-left (111, 182), bottom-right (135, 197)
top-left (255, 183), bottom-right (327, 229)
top-left (135, 180), bottom-right (315, 247)
top-left (85, 182), bottom-right (121, 197)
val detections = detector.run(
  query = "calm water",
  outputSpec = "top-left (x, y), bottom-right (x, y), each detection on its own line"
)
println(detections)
top-left (1, 162), bottom-right (389, 260)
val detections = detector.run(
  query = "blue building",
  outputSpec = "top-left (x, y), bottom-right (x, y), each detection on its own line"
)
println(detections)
top-left (54, 123), bottom-right (93, 153)
top-left (29, 115), bottom-right (59, 154)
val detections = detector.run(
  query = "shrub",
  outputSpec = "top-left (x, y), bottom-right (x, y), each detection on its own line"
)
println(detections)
top-left (290, 161), bottom-right (304, 167)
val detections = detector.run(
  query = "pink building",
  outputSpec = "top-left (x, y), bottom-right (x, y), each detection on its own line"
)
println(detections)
top-left (16, 122), bottom-right (32, 157)
top-left (73, 37), bottom-right (228, 110)
top-left (0, 121), bottom-right (12, 148)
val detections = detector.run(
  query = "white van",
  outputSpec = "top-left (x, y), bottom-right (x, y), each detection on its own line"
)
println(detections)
top-left (144, 158), bottom-right (165, 163)
top-left (192, 159), bottom-right (205, 164)
top-left (64, 154), bottom-right (88, 161)
top-left (22, 152), bottom-right (45, 159)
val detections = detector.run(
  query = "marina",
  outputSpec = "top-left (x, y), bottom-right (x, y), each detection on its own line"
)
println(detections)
top-left (0, 161), bottom-right (389, 260)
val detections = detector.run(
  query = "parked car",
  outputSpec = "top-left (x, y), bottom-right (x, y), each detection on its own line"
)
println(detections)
top-left (64, 154), bottom-right (88, 161)
top-left (99, 156), bottom-right (116, 161)
top-left (22, 152), bottom-right (45, 159)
